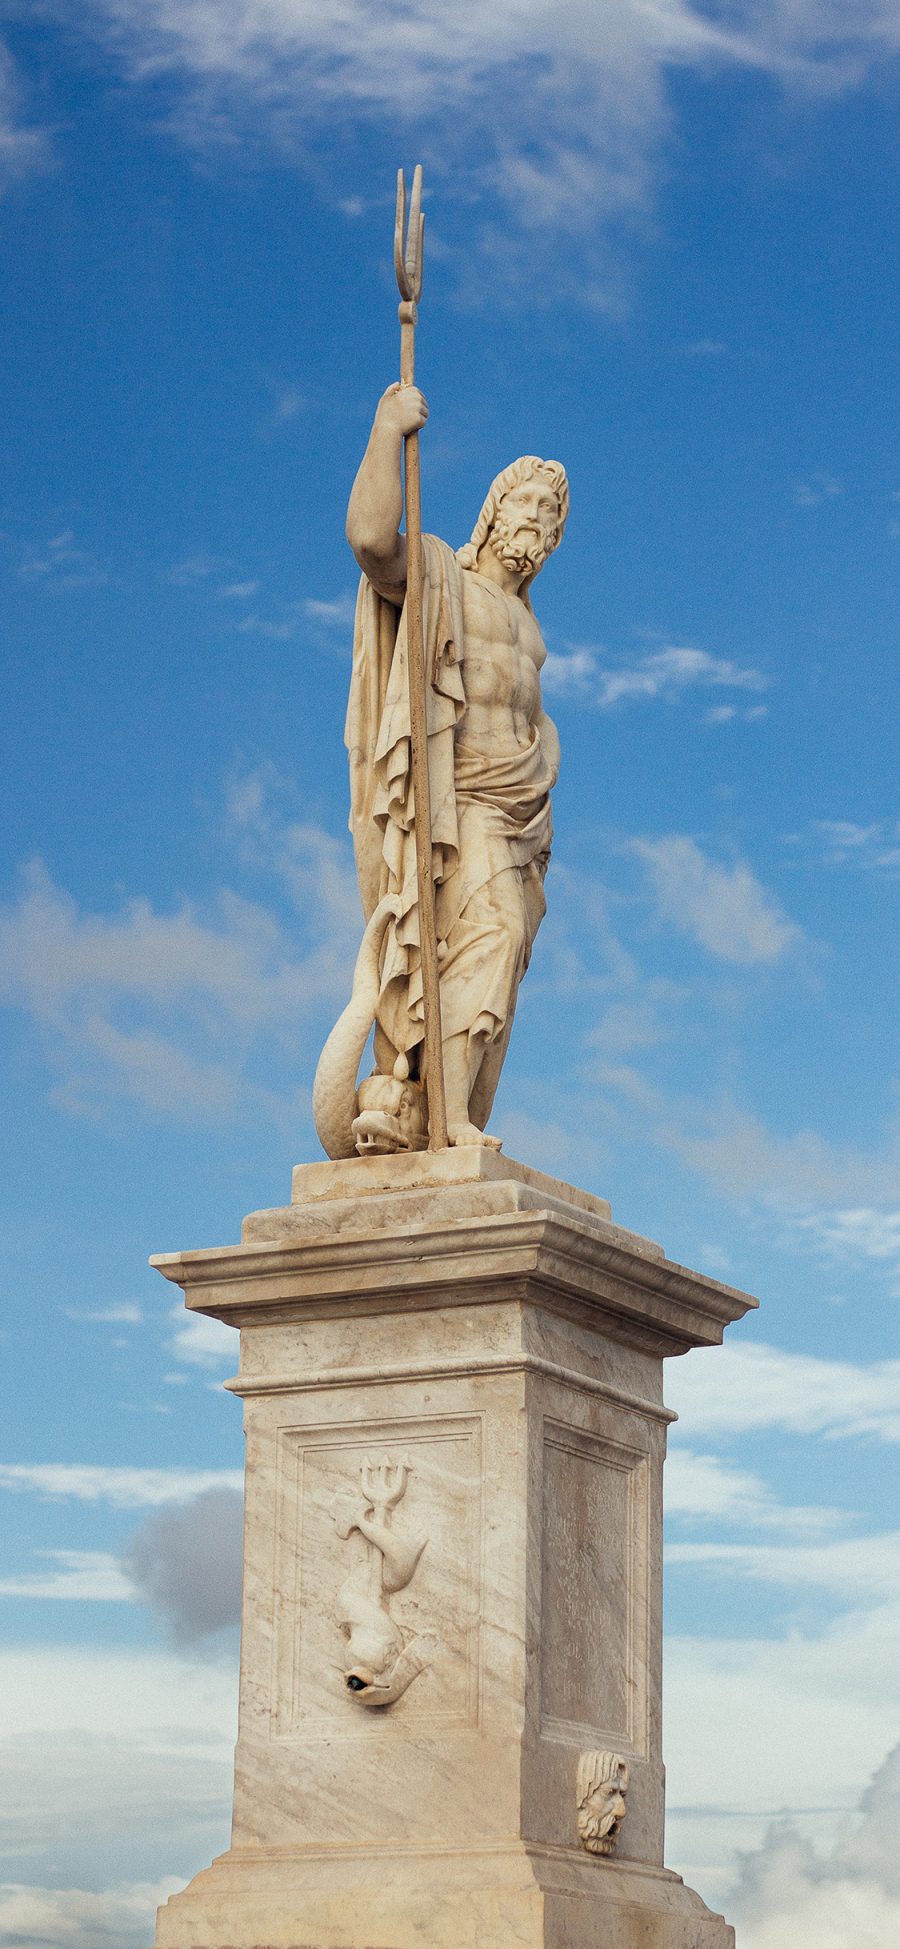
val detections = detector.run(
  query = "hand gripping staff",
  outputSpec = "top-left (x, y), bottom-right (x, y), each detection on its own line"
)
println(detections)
top-left (394, 166), bottom-right (449, 1150)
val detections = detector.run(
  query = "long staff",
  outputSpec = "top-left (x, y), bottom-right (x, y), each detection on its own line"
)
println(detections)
top-left (394, 166), bottom-right (448, 1150)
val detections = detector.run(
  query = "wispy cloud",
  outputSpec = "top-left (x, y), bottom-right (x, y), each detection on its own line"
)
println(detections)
top-left (166, 1307), bottom-right (237, 1372)
top-left (64, 1302), bottom-right (142, 1324)
top-left (793, 471), bottom-right (843, 508)
top-left (814, 818), bottom-right (900, 871)
top-left (0, 41), bottom-right (50, 191)
top-left (20, 528), bottom-right (107, 591)
top-left (666, 1447), bottom-right (843, 1535)
top-left (630, 835), bottom-right (801, 964)
top-left (166, 552), bottom-right (232, 586)
top-left (543, 644), bottom-right (768, 713)
top-left (668, 1531), bottom-right (900, 1602)
top-left (0, 1463), bottom-right (243, 1505)
top-left (0, 773), bottom-right (359, 1121)
top-left (0, 1550), bottom-right (133, 1601)
top-left (667, 1341), bottom-right (900, 1445)
top-left (65, 2), bottom-right (900, 298)
top-left (602, 1061), bottom-right (900, 1210)
top-left (219, 579), bottom-right (259, 600)
top-left (800, 1208), bottom-right (900, 1298)
top-left (303, 592), bottom-right (357, 627)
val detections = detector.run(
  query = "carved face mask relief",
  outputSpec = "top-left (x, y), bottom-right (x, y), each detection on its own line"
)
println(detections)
top-left (576, 1750), bottom-right (629, 1856)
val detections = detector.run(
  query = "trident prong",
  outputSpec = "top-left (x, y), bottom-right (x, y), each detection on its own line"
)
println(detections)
top-left (361, 1453), bottom-right (410, 1515)
top-left (394, 165), bottom-right (424, 306)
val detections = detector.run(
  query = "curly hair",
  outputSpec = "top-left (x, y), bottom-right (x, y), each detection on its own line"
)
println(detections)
top-left (456, 455), bottom-right (569, 602)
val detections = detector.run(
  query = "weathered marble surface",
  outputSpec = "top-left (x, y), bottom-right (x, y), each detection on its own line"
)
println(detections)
top-left (315, 387), bottom-right (571, 1157)
top-left (150, 1154), bottom-right (755, 1949)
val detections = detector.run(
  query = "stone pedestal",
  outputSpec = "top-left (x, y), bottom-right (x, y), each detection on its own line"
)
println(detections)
top-left (150, 1152), bottom-right (756, 1949)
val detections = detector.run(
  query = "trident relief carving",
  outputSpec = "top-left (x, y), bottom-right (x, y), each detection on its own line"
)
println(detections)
top-left (332, 1454), bottom-right (431, 1707)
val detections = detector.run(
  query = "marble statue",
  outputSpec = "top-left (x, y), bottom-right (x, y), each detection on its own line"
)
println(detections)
top-left (313, 381), bottom-right (568, 1157)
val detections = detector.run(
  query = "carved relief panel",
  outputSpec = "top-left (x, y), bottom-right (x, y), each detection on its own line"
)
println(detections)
top-left (539, 1418), bottom-right (650, 1758)
top-left (271, 1412), bottom-right (483, 1737)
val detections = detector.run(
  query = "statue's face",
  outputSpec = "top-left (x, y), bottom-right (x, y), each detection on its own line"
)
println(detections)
top-left (579, 1774), bottom-right (627, 1853)
top-left (490, 477), bottom-right (562, 578)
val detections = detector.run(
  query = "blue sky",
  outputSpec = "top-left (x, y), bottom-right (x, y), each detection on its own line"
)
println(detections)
top-left (1, 5), bottom-right (899, 1945)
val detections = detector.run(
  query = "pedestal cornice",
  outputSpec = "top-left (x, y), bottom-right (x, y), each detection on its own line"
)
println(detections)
top-left (152, 1180), bottom-right (756, 1359)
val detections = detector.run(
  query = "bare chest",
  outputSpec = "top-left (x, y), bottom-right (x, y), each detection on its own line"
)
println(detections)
top-left (460, 573), bottom-right (545, 715)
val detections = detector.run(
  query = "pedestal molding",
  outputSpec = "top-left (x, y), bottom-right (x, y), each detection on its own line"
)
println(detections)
top-left (154, 1205), bottom-right (754, 1356)
top-left (224, 1350), bottom-right (676, 1424)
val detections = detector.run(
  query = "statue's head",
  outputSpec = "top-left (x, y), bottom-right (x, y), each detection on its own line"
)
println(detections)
top-left (576, 1750), bottom-right (629, 1855)
top-left (457, 456), bottom-right (569, 600)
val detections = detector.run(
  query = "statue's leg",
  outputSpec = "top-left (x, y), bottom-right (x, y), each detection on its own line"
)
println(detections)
top-left (436, 869), bottom-right (529, 1147)
top-left (442, 1029), bottom-right (502, 1149)
top-left (373, 1022), bottom-right (403, 1077)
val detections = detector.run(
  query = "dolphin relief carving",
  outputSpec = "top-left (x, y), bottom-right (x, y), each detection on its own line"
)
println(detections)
top-left (332, 1455), bottom-right (431, 1706)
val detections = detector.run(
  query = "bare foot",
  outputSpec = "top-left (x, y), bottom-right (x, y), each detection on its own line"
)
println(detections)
top-left (447, 1121), bottom-right (502, 1150)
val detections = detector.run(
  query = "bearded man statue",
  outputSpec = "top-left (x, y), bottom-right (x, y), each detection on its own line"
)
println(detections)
top-left (312, 382), bottom-right (568, 1159)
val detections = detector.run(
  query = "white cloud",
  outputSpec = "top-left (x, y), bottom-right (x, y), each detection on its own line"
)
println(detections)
top-left (0, 784), bottom-right (359, 1122)
top-left (667, 1531), bottom-right (900, 1602)
top-left (814, 818), bottom-right (900, 870)
top-left (665, 1447), bottom-right (842, 1534)
top-left (219, 578), bottom-right (259, 599)
top-left (599, 646), bottom-right (767, 708)
top-left (231, 592), bottom-right (355, 637)
top-left (20, 528), bottom-right (106, 591)
top-left (793, 471), bottom-right (843, 508)
top-left (667, 1340), bottom-right (900, 1444)
top-left (225, 763), bottom-right (361, 931)
top-left (303, 592), bottom-right (357, 627)
top-left (0, 1463), bottom-right (243, 1506)
top-left (0, 42), bottom-right (50, 191)
top-left (0, 1550), bottom-right (133, 1601)
top-left (0, 1646), bottom-right (235, 1926)
top-left (630, 835), bottom-right (800, 963)
top-left (604, 1064), bottom-right (900, 1208)
top-left (0, 1642), bottom-right (237, 1741)
top-left (65, 1), bottom-right (900, 301)
top-left (702, 701), bottom-right (768, 725)
top-left (802, 1207), bottom-right (900, 1296)
top-left (0, 1878), bottom-right (183, 1949)
top-left (166, 1307), bottom-right (237, 1371)
top-left (541, 647), bottom-right (599, 696)
top-left (234, 610), bottom-right (298, 639)
top-left (665, 1603), bottom-right (900, 1844)
top-left (64, 1302), bottom-right (142, 1323)
top-left (542, 643), bottom-right (768, 710)
top-left (166, 552), bottom-right (231, 585)
top-left (727, 1742), bottom-right (900, 1949)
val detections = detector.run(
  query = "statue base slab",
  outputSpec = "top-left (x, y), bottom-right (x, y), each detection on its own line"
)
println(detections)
top-left (150, 1153), bottom-right (754, 1949)
top-left (154, 1841), bottom-right (733, 1948)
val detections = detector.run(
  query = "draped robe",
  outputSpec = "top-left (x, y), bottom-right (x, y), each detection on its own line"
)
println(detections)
top-left (345, 535), bottom-right (556, 1126)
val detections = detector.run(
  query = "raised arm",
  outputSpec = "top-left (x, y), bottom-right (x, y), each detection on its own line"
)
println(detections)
top-left (346, 383), bottom-right (428, 599)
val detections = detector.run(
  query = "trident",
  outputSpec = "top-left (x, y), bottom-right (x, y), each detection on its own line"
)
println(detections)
top-left (394, 165), bottom-right (449, 1151)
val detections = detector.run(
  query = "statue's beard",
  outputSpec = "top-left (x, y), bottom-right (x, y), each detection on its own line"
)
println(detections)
top-left (490, 515), bottom-right (554, 578)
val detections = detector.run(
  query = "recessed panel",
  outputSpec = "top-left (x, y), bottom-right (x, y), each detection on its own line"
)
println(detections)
top-left (540, 1420), bottom-right (649, 1756)
top-left (272, 1413), bottom-right (483, 1737)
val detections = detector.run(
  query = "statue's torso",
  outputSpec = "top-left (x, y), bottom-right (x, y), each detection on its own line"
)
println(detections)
top-left (457, 569), bottom-right (545, 754)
